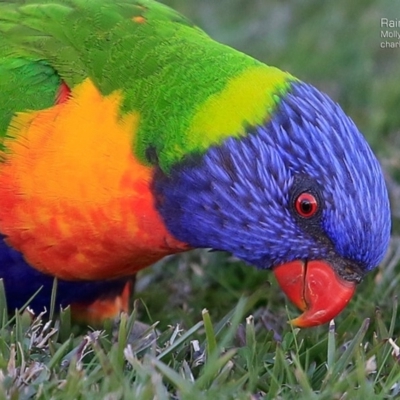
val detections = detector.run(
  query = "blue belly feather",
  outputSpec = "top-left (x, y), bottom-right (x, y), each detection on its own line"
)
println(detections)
top-left (0, 235), bottom-right (130, 313)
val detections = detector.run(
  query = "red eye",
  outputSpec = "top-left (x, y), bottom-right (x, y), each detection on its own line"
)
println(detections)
top-left (295, 192), bottom-right (318, 218)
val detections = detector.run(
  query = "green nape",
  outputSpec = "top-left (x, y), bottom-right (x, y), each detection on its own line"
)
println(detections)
top-left (128, 30), bottom-right (295, 172)
top-left (0, 0), bottom-right (294, 171)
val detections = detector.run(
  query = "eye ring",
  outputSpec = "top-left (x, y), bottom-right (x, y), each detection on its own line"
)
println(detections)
top-left (295, 192), bottom-right (318, 218)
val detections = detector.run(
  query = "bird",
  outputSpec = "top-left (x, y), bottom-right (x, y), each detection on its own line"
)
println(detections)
top-left (0, 0), bottom-right (391, 327)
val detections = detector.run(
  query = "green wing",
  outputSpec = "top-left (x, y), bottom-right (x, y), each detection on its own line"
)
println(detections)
top-left (0, 0), bottom-right (195, 137)
top-left (0, 0), bottom-right (291, 170)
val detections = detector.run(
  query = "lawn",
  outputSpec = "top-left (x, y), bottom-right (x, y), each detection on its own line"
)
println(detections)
top-left (2, 0), bottom-right (400, 398)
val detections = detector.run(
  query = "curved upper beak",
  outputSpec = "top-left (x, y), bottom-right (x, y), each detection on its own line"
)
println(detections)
top-left (273, 260), bottom-right (356, 328)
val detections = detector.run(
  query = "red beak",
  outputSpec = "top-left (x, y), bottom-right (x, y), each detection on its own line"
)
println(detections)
top-left (273, 260), bottom-right (356, 328)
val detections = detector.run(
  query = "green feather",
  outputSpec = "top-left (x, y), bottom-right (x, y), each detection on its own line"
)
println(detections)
top-left (0, 0), bottom-right (293, 170)
top-left (0, 59), bottom-right (60, 155)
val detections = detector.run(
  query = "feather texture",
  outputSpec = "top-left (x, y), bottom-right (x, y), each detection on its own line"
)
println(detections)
top-left (0, 0), bottom-right (391, 323)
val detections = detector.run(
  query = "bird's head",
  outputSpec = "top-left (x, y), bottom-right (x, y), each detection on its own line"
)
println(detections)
top-left (153, 81), bottom-right (391, 327)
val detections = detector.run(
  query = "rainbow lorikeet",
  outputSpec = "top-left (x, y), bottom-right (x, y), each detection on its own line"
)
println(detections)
top-left (0, 0), bottom-right (391, 327)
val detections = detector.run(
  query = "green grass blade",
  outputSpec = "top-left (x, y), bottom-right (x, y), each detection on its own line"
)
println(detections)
top-left (322, 318), bottom-right (370, 389)
top-left (157, 320), bottom-right (204, 360)
top-left (327, 319), bottom-right (336, 370)
top-left (202, 308), bottom-right (217, 357)
top-left (49, 278), bottom-right (58, 322)
top-left (0, 279), bottom-right (8, 327)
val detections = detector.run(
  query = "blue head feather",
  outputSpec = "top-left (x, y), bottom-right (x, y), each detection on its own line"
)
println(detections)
top-left (154, 81), bottom-right (391, 276)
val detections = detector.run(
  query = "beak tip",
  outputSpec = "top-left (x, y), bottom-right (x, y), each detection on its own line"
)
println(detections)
top-left (289, 313), bottom-right (325, 328)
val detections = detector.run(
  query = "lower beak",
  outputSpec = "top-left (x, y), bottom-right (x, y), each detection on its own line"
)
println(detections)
top-left (273, 260), bottom-right (356, 328)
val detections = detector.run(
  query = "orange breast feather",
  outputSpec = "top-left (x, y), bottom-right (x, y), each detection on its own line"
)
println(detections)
top-left (0, 79), bottom-right (188, 280)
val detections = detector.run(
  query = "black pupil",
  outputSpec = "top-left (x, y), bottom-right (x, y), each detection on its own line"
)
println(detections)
top-left (301, 199), bottom-right (313, 214)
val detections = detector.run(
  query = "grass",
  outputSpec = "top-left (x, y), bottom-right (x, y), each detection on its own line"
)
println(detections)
top-left (2, 0), bottom-right (400, 398)
top-left (3, 250), bottom-right (400, 399)
top-left (3, 263), bottom-right (400, 399)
